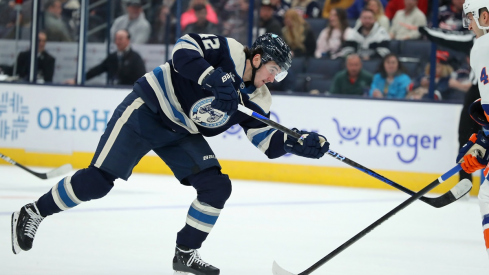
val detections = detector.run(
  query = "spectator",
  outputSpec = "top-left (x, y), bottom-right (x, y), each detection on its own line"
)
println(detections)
top-left (339, 8), bottom-right (390, 60)
top-left (330, 54), bottom-right (373, 95)
top-left (0, 0), bottom-right (16, 38)
top-left (282, 9), bottom-right (316, 57)
top-left (407, 51), bottom-right (469, 101)
top-left (354, 0), bottom-right (390, 32)
top-left (322, 0), bottom-right (355, 19)
top-left (291, 0), bottom-right (321, 19)
top-left (258, 0), bottom-right (283, 37)
top-left (66, 29), bottom-right (146, 86)
top-left (384, 0), bottom-right (428, 19)
top-left (389, 0), bottom-right (426, 40)
top-left (438, 0), bottom-right (464, 31)
top-left (180, 0), bottom-right (218, 31)
top-left (265, 0), bottom-right (290, 24)
top-left (221, 0), bottom-right (249, 44)
top-left (315, 8), bottom-right (354, 59)
top-left (148, 4), bottom-right (176, 44)
top-left (369, 53), bottom-right (411, 98)
top-left (110, 0), bottom-right (151, 44)
top-left (9, 31), bottom-right (55, 83)
top-left (43, 0), bottom-right (74, 42)
top-left (347, 0), bottom-right (388, 20)
top-left (183, 4), bottom-right (220, 35)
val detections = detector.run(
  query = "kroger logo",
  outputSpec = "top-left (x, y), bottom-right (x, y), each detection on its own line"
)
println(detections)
top-left (333, 116), bottom-right (441, 163)
top-left (0, 92), bottom-right (29, 140)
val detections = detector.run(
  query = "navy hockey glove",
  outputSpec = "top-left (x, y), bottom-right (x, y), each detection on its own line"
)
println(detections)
top-left (202, 68), bottom-right (238, 115)
top-left (284, 128), bottom-right (329, 159)
top-left (456, 131), bottom-right (489, 174)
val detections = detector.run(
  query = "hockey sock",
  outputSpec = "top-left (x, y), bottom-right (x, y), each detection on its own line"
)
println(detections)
top-left (177, 199), bottom-right (221, 249)
top-left (36, 166), bottom-right (115, 217)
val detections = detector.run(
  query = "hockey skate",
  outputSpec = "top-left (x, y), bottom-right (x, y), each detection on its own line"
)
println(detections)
top-left (173, 245), bottom-right (220, 275)
top-left (11, 203), bottom-right (44, 254)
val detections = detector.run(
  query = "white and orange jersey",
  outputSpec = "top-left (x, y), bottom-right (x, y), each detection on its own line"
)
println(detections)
top-left (470, 33), bottom-right (489, 258)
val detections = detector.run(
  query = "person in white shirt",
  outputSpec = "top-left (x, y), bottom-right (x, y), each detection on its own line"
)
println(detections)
top-left (390, 0), bottom-right (427, 40)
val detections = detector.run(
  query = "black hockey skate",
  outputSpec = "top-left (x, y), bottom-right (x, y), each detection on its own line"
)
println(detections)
top-left (173, 245), bottom-right (220, 275)
top-left (11, 203), bottom-right (44, 254)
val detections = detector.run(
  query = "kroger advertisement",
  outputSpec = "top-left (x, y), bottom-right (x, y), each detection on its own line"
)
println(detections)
top-left (0, 83), bottom-right (462, 174)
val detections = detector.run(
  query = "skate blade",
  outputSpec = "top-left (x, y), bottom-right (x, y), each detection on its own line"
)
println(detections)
top-left (11, 212), bottom-right (21, 254)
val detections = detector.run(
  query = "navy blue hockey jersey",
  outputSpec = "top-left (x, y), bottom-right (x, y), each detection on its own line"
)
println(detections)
top-left (134, 33), bottom-right (286, 159)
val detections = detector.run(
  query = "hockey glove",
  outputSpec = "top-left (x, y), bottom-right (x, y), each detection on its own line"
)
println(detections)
top-left (202, 67), bottom-right (238, 115)
top-left (284, 128), bottom-right (329, 159)
top-left (456, 131), bottom-right (489, 174)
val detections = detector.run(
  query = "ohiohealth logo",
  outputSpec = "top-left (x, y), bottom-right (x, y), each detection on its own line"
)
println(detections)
top-left (333, 116), bottom-right (441, 164)
top-left (0, 92), bottom-right (29, 140)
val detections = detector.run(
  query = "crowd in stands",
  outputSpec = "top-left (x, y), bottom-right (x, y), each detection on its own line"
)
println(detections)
top-left (0, 0), bottom-right (472, 102)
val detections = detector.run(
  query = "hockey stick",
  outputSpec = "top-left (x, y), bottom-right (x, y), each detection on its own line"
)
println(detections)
top-left (0, 152), bottom-right (72, 179)
top-left (237, 105), bottom-right (472, 208)
top-left (272, 165), bottom-right (464, 275)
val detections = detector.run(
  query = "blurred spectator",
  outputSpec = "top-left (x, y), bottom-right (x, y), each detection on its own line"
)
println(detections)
top-left (339, 8), bottom-right (390, 60)
top-left (66, 29), bottom-right (146, 86)
top-left (282, 9), bottom-right (316, 57)
top-left (369, 53), bottom-right (411, 99)
top-left (110, 0), bottom-right (151, 44)
top-left (3, 31), bottom-right (56, 83)
top-left (354, 0), bottom-right (390, 31)
top-left (267, 0), bottom-right (290, 24)
top-left (148, 4), bottom-right (176, 44)
top-left (43, 0), bottom-right (74, 41)
top-left (384, 0), bottom-right (428, 19)
top-left (180, 0), bottom-right (218, 31)
top-left (438, 0), bottom-right (464, 31)
top-left (322, 0), bottom-right (355, 18)
top-left (291, 0), bottom-right (321, 19)
top-left (0, 0), bottom-right (16, 38)
top-left (221, 0), bottom-right (249, 44)
top-left (389, 0), bottom-right (427, 40)
top-left (183, 4), bottom-right (220, 34)
top-left (347, 0), bottom-right (388, 20)
top-left (407, 51), bottom-right (469, 101)
top-left (315, 8), bottom-right (354, 59)
top-left (258, 0), bottom-right (283, 37)
top-left (330, 54), bottom-right (373, 95)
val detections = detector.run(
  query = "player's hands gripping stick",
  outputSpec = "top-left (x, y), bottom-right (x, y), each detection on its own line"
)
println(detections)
top-left (457, 131), bottom-right (489, 174)
top-left (284, 128), bottom-right (329, 159)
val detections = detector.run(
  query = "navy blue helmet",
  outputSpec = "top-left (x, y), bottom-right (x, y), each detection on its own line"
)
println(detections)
top-left (252, 33), bottom-right (292, 81)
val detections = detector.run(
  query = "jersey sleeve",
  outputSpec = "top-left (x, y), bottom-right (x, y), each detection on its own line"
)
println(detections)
top-left (239, 114), bottom-right (287, 159)
top-left (419, 27), bottom-right (474, 55)
top-left (171, 33), bottom-right (230, 85)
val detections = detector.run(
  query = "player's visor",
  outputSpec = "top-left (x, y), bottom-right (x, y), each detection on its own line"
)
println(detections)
top-left (264, 63), bottom-right (288, 82)
top-left (462, 12), bottom-right (472, 28)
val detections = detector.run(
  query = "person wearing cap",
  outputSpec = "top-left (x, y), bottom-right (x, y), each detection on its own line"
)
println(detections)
top-left (258, 0), bottom-right (283, 36)
top-left (110, 0), bottom-right (151, 44)
top-left (10, 32), bottom-right (329, 274)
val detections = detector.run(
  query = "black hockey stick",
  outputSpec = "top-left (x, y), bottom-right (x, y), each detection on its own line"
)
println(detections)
top-left (0, 152), bottom-right (72, 179)
top-left (272, 165), bottom-right (464, 275)
top-left (237, 105), bottom-right (471, 208)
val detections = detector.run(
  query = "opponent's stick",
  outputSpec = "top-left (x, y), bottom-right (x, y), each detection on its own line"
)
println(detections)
top-left (0, 153), bottom-right (72, 179)
top-left (237, 105), bottom-right (472, 208)
top-left (272, 165), bottom-right (464, 275)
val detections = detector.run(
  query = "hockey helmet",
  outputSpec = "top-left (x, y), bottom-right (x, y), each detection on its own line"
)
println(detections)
top-left (463, 0), bottom-right (489, 30)
top-left (252, 33), bottom-right (292, 82)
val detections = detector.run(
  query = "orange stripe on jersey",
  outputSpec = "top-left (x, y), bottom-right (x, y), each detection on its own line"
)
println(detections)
top-left (485, 228), bottom-right (489, 249)
top-left (469, 133), bottom-right (478, 143)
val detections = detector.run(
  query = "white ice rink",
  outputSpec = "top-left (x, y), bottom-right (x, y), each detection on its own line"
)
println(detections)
top-left (1, 165), bottom-right (489, 275)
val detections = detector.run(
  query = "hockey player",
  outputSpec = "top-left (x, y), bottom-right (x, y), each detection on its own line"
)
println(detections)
top-left (10, 33), bottom-right (329, 275)
top-left (457, 0), bottom-right (489, 258)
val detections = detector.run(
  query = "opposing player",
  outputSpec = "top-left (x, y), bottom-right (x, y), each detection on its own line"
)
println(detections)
top-left (10, 33), bottom-right (329, 274)
top-left (457, 0), bottom-right (489, 258)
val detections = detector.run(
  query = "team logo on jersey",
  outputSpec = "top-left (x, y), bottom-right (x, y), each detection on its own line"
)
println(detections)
top-left (189, 97), bottom-right (230, 128)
